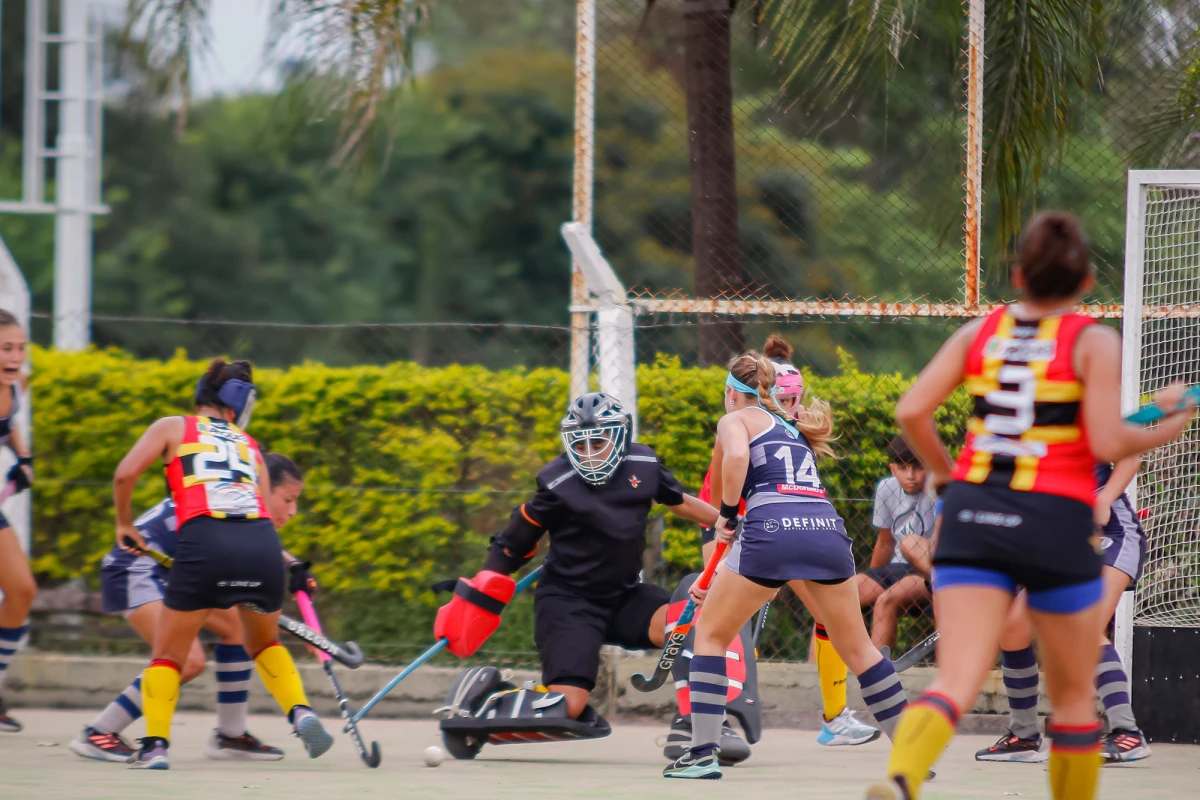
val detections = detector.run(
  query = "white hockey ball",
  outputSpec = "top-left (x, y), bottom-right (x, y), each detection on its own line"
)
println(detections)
top-left (423, 745), bottom-right (444, 767)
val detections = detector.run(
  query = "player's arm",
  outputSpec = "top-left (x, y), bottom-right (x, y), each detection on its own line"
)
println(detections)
top-left (4, 424), bottom-right (32, 493)
top-left (481, 479), bottom-right (558, 574)
top-left (1094, 454), bottom-right (1141, 528)
top-left (870, 529), bottom-right (896, 568)
top-left (114, 417), bottom-right (183, 552)
top-left (712, 415), bottom-right (750, 542)
top-left (895, 320), bottom-right (979, 487)
top-left (1076, 326), bottom-right (1195, 462)
top-left (654, 457), bottom-right (718, 527)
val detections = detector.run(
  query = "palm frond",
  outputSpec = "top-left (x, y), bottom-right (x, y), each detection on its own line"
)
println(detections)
top-left (123, 0), bottom-right (212, 135)
top-left (1128, 16), bottom-right (1200, 168)
top-left (268, 0), bottom-right (431, 167)
top-left (983, 0), bottom-right (1116, 241)
top-left (757, 0), bottom-right (922, 113)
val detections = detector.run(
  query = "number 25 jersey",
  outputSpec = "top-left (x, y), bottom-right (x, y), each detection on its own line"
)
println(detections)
top-left (166, 415), bottom-right (270, 527)
top-left (953, 308), bottom-right (1096, 505)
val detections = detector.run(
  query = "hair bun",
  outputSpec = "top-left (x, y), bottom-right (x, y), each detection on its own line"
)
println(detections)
top-left (763, 335), bottom-right (793, 361)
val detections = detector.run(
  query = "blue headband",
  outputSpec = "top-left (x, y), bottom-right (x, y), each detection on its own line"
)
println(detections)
top-left (725, 372), bottom-right (801, 439)
top-left (725, 373), bottom-right (758, 395)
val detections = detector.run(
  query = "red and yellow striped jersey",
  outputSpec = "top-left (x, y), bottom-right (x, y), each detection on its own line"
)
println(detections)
top-left (952, 307), bottom-right (1096, 505)
top-left (166, 416), bottom-right (270, 527)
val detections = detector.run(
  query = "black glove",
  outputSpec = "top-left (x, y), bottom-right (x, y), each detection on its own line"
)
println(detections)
top-left (7, 456), bottom-right (32, 493)
top-left (287, 559), bottom-right (317, 595)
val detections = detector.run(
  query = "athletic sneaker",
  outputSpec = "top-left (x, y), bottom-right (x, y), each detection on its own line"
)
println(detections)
top-left (662, 716), bottom-right (751, 765)
top-left (663, 746), bottom-right (722, 780)
top-left (0, 697), bottom-right (20, 733)
top-left (974, 730), bottom-right (1048, 763)
top-left (70, 726), bottom-right (136, 762)
top-left (864, 777), bottom-right (913, 800)
top-left (291, 707), bottom-right (333, 759)
top-left (818, 708), bottom-right (882, 746)
top-left (1101, 729), bottom-right (1151, 764)
top-left (205, 729), bottom-right (286, 761)
top-left (129, 737), bottom-right (170, 770)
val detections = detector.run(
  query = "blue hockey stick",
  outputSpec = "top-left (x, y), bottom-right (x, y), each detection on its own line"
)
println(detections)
top-left (351, 566), bottom-right (542, 724)
top-left (1124, 386), bottom-right (1200, 424)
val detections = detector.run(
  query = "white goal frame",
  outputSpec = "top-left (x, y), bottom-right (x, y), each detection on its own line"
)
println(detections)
top-left (1115, 169), bottom-right (1200, 670)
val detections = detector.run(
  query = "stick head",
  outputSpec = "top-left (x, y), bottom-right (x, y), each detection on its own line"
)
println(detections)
top-left (339, 640), bottom-right (365, 669)
top-left (364, 741), bottom-right (382, 768)
top-left (629, 671), bottom-right (659, 692)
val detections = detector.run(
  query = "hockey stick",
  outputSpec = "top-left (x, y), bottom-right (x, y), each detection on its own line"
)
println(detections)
top-left (296, 590), bottom-right (381, 768)
top-left (0, 480), bottom-right (18, 505)
top-left (351, 565), bottom-right (543, 724)
top-left (891, 630), bottom-right (939, 673)
top-left (119, 536), bottom-right (365, 669)
top-left (752, 602), bottom-right (770, 648)
top-left (630, 541), bottom-right (728, 692)
top-left (1124, 386), bottom-right (1200, 424)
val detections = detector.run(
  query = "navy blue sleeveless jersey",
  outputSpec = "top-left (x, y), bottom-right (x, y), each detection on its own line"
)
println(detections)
top-left (100, 497), bottom-right (179, 576)
top-left (0, 385), bottom-right (18, 448)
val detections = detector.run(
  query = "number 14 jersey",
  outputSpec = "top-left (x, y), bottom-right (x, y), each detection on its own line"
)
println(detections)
top-left (954, 308), bottom-right (1096, 505)
top-left (166, 415), bottom-right (270, 527)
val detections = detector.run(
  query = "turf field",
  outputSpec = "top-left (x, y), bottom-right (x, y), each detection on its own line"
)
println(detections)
top-left (2, 710), bottom-right (1195, 799)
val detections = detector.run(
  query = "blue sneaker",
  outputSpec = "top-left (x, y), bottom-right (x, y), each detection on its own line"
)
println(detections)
top-left (292, 707), bottom-right (334, 759)
top-left (663, 746), bottom-right (722, 779)
top-left (818, 708), bottom-right (882, 746)
top-left (129, 737), bottom-right (170, 770)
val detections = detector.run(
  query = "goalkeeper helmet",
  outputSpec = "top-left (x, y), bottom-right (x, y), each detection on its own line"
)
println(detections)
top-left (561, 392), bottom-right (631, 486)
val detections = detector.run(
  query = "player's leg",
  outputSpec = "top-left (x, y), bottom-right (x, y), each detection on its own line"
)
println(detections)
top-left (1027, 579), bottom-right (1106, 800)
top-left (870, 574), bottom-right (928, 652)
top-left (535, 585), bottom-right (610, 720)
top-left (664, 569), bottom-right (772, 779)
top-left (238, 606), bottom-right (332, 758)
top-left (792, 580), bottom-right (879, 746)
top-left (1094, 566), bottom-right (1149, 763)
top-left (0, 523), bottom-right (36, 732)
top-left (868, 573), bottom-right (1014, 800)
top-left (800, 577), bottom-right (909, 740)
top-left (975, 590), bottom-right (1047, 762)
top-left (131, 606), bottom-right (209, 769)
top-left (856, 571), bottom-right (886, 610)
top-left (203, 606), bottom-right (284, 761)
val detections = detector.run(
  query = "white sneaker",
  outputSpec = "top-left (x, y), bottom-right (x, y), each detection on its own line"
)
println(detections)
top-left (817, 708), bottom-right (881, 746)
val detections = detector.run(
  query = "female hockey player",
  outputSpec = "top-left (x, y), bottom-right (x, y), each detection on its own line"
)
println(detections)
top-left (0, 310), bottom-right (33, 732)
top-left (974, 456), bottom-right (1153, 764)
top-left (665, 350), bottom-right (911, 779)
top-left (113, 359), bottom-right (331, 769)
top-left (71, 453), bottom-right (311, 763)
top-left (867, 211), bottom-right (1196, 800)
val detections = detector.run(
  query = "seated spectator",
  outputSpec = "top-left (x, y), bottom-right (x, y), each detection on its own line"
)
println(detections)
top-left (855, 436), bottom-right (938, 650)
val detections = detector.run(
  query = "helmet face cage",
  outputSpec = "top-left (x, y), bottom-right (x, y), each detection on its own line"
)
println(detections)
top-left (560, 393), bottom-right (631, 485)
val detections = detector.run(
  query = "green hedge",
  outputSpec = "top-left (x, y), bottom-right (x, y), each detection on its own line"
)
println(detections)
top-left (29, 347), bottom-right (967, 656)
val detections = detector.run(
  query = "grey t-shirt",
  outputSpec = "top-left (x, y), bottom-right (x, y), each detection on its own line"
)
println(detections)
top-left (872, 476), bottom-right (939, 565)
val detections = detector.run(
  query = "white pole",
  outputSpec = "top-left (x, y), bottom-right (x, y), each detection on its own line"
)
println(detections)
top-left (569, 0), bottom-right (597, 401)
top-left (53, 0), bottom-right (93, 351)
top-left (22, 0), bottom-right (45, 207)
top-left (1115, 171), bottom-right (1148, 671)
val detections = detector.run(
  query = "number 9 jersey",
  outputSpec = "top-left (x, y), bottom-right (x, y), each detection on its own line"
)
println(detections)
top-left (166, 416), bottom-right (270, 527)
top-left (953, 308), bottom-right (1096, 505)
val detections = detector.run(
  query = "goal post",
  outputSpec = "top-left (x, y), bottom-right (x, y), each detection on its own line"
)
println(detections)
top-left (1120, 170), bottom-right (1200, 743)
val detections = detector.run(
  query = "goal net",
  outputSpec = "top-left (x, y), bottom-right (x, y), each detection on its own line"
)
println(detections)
top-left (1124, 171), bottom-right (1200, 629)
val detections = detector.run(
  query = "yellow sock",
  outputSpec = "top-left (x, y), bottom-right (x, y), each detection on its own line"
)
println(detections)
top-left (1048, 722), bottom-right (1102, 800)
top-left (886, 692), bottom-right (960, 798)
top-left (254, 642), bottom-right (310, 717)
top-left (814, 623), bottom-right (848, 721)
top-left (142, 659), bottom-right (181, 741)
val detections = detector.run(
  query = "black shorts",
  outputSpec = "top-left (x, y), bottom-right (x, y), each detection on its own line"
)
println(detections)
top-left (861, 562), bottom-right (919, 591)
top-left (164, 516), bottom-right (285, 613)
top-left (534, 581), bottom-right (671, 691)
top-left (934, 481), bottom-right (1102, 593)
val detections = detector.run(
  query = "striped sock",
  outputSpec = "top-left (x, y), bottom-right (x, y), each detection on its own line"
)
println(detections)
top-left (858, 655), bottom-right (907, 739)
top-left (1048, 721), bottom-right (1102, 800)
top-left (215, 644), bottom-right (253, 737)
top-left (1002, 646), bottom-right (1041, 739)
top-left (0, 624), bottom-right (29, 690)
top-left (687, 654), bottom-right (728, 757)
top-left (887, 692), bottom-right (960, 795)
top-left (814, 624), bottom-right (848, 721)
top-left (90, 677), bottom-right (143, 734)
top-left (1095, 644), bottom-right (1137, 732)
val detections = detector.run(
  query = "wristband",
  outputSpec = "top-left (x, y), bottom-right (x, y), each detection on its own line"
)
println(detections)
top-left (719, 502), bottom-right (740, 521)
